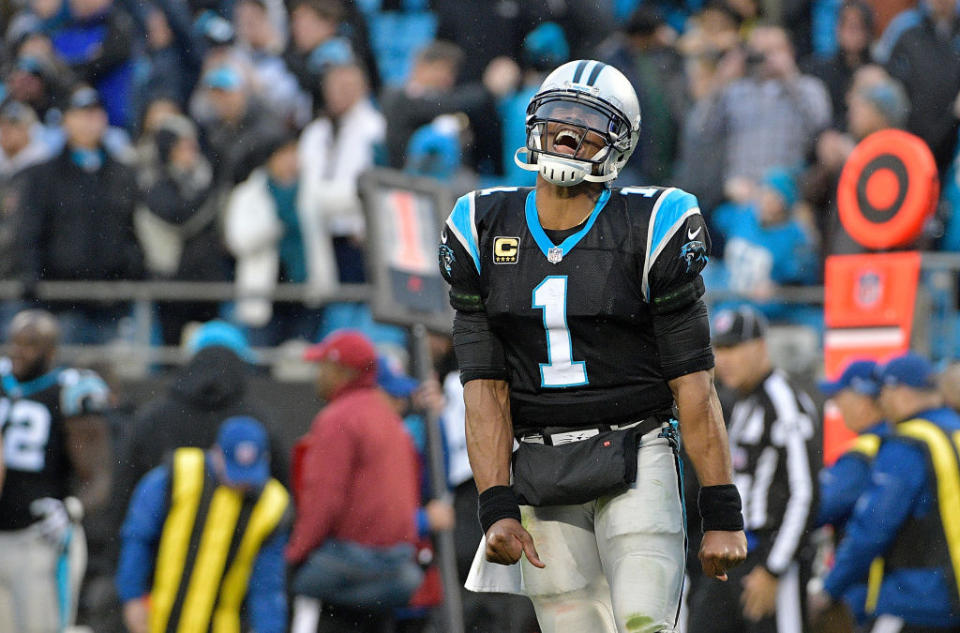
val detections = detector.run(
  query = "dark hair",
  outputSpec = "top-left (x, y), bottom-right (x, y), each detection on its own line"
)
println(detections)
top-left (237, 0), bottom-right (268, 11)
top-left (703, 0), bottom-right (744, 28)
top-left (626, 6), bottom-right (665, 37)
top-left (839, 0), bottom-right (875, 38)
top-left (289, 0), bottom-right (343, 22)
top-left (252, 130), bottom-right (299, 167)
top-left (415, 40), bottom-right (464, 70)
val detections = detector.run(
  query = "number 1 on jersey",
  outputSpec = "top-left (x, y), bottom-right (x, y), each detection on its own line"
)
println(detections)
top-left (533, 276), bottom-right (588, 388)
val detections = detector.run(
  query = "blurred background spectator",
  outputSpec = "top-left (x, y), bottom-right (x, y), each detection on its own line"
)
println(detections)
top-left (687, 25), bottom-right (831, 210)
top-left (598, 6), bottom-right (687, 185)
top-left (116, 416), bottom-right (289, 633)
top-left (801, 69), bottom-right (910, 255)
top-left (18, 85), bottom-right (141, 344)
top-left (115, 320), bottom-right (289, 514)
top-left (803, 0), bottom-right (875, 131)
top-left (193, 63), bottom-right (285, 187)
top-left (298, 61), bottom-right (382, 283)
top-left (224, 132), bottom-right (335, 341)
top-left (886, 0), bottom-right (960, 174)
top-left (136, 113), bottom-right (229, 345)
top-left (0, 101), bottom-right (50, 287)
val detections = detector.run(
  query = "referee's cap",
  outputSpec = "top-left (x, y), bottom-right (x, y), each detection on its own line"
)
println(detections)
top-left (711, 305), bottom-right (768, 348)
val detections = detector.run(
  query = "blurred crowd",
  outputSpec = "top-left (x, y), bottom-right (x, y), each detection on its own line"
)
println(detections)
top-left (1, 1), bottom-right (960, 632)
top-left (0, 0), bottom-right (955, 348)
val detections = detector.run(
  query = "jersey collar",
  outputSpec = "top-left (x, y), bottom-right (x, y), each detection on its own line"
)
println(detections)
top-left (524, 188), bottom-right (611, 263)
top-left (0, 360), bottom-right (61, 399)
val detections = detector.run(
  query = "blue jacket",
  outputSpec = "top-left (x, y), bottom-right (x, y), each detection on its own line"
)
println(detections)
top-left (816, 421), bottom-right (888, 622)
top-left (824, 408), bottom-right (960, 628)
top-left (115, 459), bottom-right (288, 633)
top-left (816, 422), bottom-right (889, 529)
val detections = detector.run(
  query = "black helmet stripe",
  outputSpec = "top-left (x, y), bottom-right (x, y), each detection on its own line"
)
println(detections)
top-left (571, 60), bottom-right (589, 84)
top-left (586, 62), bottom-right (606, 86)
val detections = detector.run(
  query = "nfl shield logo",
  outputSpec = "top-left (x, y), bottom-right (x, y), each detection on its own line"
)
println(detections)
top-left (854, 270), bottom-right (884, 309)
top-left (234, 441), bottom-right (259, 466)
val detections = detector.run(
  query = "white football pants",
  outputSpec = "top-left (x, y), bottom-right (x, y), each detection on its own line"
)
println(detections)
top-left (0, 524), bottom-right (86, 633)
top-left (466, 426), bottom-right (686, 633)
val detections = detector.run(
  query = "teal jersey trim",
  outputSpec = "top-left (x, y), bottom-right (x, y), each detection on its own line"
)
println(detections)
top-left (524, 188), bottom-right (611, 262)
top-left (446, 193), bottom-right (481, 274)
top-left (642, 188), bottom-right (700, 300)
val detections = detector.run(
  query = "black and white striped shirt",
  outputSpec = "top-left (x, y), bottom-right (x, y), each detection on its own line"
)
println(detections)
top-left (728, 369), bottom-right (821, 574)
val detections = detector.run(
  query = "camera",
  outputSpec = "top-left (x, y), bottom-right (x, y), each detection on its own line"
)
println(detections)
top-left (745, 48), bottom-right (767, 68)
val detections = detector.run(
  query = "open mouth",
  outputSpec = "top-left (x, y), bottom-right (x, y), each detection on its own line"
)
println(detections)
top-left (553, 129), bottom-right (582, 155)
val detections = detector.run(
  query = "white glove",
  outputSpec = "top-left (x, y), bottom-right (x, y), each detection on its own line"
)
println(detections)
top-left (30, 497), bottom-right (82, 545)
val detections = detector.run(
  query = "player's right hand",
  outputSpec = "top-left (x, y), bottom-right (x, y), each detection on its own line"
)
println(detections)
top-left (123, 597), bottom-right (150, 633)
top-left (485, 517), bottom-right (545, 568)
top-left (699, 529), bottom-right (747, 581)
top-left (30, 497), bottom-right (71, 546)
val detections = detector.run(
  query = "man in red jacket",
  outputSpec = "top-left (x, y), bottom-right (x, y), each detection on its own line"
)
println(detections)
top-left (286, 329), bottom-right (422, 627)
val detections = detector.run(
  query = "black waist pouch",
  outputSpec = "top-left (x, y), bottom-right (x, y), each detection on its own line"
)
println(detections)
top-left (511, 427), bottom-right (641, 507)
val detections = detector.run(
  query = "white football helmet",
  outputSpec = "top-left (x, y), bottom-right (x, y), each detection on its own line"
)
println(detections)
top-left (515, 59), bottom-right (641, 186)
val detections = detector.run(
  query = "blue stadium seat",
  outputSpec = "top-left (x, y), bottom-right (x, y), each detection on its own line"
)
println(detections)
top-left (366, 10), bottom-right (437, 86)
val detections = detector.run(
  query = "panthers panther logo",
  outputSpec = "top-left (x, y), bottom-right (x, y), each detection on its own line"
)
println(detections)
top-left (439, 244), bottom-right (455, 278)
top-left (680, 240), bottom-right (708, 273)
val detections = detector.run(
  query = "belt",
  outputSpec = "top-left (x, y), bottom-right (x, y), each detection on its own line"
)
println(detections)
top-left (519, 415), bottom-right (667, 446)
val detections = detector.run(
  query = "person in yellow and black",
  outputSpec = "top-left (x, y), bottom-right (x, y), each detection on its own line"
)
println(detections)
top-left (812, 353), bottom-right (960, 633)
top-left (115, 416), bottom-right (290, 633)
top-left (813, 359), bottom-right (889, 630)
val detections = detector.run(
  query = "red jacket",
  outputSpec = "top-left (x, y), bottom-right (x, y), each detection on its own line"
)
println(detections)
top-left (286, 383), bottom-right (419, 564)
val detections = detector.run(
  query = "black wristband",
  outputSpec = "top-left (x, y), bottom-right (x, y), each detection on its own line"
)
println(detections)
top-left (478, 485), bottom-right (521, 534)
top-left (699, 484), bottom-right (744, 532)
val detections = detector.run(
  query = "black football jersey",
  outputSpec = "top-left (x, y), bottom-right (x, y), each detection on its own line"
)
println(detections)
top-left (439, 185), bottom-right (712, 433)
top-left (0, 359), bottom-right (75, 530)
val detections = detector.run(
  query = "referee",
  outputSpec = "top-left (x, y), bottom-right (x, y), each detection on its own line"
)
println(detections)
top-left (687, 306), bottom-right (820, 633)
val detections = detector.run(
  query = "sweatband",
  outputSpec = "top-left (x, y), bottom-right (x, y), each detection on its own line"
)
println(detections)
top-left (478, 485), bottom-right (521, 534)
top-left (699, 484), bottom-right (744, 532)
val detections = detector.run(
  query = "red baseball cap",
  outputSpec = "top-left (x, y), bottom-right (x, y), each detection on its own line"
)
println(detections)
top-left (303, 330), bottom-right (377, 374)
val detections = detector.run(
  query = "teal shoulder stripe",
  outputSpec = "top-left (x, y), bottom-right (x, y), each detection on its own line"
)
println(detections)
top-left (650, 189), bottom-right (699, 259)
top-left (446, 193), bottom-right (481, 274)
top-left (642, 188), bottom-right (701, 300)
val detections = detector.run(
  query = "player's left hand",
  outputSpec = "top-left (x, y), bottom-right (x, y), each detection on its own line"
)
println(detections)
top-left (699, 530), bottom-right (747, 581)
top-left (485, 518), bottom-right (544, 568)
top-left (741, 565), bottom-right (779, 621)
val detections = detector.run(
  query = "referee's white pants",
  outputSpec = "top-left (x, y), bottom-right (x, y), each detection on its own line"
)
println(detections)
top-left (466, 428), bottom-right (686, 633)
top-left (0, 524), bottom-right (86, 633)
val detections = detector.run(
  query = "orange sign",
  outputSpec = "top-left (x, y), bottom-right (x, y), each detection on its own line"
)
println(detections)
top-left (822, 252), bottom-right (921, 464)
top-left (837, 129), bottom-right (938, 250)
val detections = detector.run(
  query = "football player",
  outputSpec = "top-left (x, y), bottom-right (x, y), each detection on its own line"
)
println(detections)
top-left (439, 59), bottom-right (747, 632)
top-left (0, 309), bottom-right (112, 633)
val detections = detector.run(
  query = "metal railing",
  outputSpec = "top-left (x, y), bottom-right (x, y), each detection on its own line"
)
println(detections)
top-left (8, 251), bottom-right (960, 376)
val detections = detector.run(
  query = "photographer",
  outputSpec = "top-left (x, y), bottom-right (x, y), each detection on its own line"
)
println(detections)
top-left (682, 25), bottom-right (831, 207)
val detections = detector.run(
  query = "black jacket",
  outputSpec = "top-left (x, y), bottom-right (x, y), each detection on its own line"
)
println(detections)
top-left (18, 147), bottom-right (144, 282)
top-left (887, 14), bottom-right (960, 171)
top-left (115, 347), bottom-right (290, 508)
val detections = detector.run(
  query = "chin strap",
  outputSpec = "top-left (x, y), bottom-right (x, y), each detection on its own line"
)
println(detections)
top-left (513, 148), bottom-right (618, 186)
